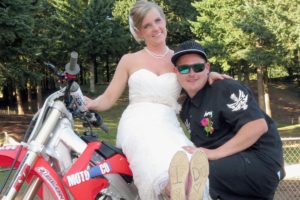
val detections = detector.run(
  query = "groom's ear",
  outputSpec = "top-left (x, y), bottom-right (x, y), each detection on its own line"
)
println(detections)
top-left (205, 63), bottom-right (211, 72)
top-left (173, 66), bottom-right (178, 73)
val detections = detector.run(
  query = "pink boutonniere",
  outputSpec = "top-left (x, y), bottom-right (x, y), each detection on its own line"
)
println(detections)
top-left (200, 117), bottom-right (214, 136)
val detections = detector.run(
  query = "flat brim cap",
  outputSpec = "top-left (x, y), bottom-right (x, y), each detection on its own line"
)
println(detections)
top-left (171, 40), bottom-right (208, 65)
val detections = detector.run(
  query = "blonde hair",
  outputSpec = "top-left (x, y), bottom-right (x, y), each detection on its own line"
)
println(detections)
top-left (129, 0), bottom-right (165, 43)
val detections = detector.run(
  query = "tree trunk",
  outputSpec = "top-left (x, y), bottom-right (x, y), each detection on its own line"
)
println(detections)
top-left (16, 87), bottom-right (24, 115)
top-left (89, 61), bottom-right (95, 93)
top-left (264, 83), bottom-right (271, 116)
top-left (257, 66), bottom-right (265, 111)
top-left (36, 83), bottom-right (43, 110)
top-left (105, 54), bottom-right (111, 82)
top-left (80, 66), bottom-right (84, 85)
top-left (7, 80), bottom-right (14, 103)
top-left (94, 57), bottom-right (98, 84)
top-left (243, 66), bottom-right (250, 86)
top-left (263, 67), bottom-right (272, 117)
top-left (27, 81), bottom-right (32, 112)
top-left (237, 64), bottom-right (242, 81)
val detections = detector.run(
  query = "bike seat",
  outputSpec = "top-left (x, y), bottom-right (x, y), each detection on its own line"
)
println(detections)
top-left (80, 133), bottom-right (124, 158)
top-left (98, 141), bottom-right (124, 159)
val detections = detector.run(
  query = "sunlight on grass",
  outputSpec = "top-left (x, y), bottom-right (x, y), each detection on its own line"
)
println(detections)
top-left (278, 124), bottom-right (300, 137)
top-left (278, 124), bottom-right (300, 131)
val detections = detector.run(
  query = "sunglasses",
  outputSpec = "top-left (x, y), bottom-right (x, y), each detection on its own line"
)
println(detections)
top-left (176, 63), bottom-right (206, 74)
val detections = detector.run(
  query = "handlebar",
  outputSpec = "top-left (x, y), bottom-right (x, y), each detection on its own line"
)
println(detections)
top-left (44, 62), bottom-right (65, 78)
top-left (45, 51), bottom-right (80, 79)
top-left (44, 52), bottom-right (109, 133)
top-left (69, 82), bottom-right (109, 133)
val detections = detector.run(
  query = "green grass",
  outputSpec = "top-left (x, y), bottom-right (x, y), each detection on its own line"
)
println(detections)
top-left (0, 167), bottom-right (18, 196)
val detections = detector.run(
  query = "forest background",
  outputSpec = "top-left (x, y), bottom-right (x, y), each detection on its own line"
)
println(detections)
top-left (0, 0), bottom-right (299, 138)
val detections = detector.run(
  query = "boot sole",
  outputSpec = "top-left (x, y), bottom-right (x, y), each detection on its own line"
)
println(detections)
top-left (169, 151), bottom-right (189, 200)
top-left (189, 150), bottom-right (209, 200)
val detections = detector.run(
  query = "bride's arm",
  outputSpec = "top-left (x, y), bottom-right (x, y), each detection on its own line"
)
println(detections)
top-left (85, 55), bottom-right (130, 112)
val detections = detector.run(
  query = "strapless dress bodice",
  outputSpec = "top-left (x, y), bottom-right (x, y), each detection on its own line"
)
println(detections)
top-left (128, 69), bottom-right (182, 112)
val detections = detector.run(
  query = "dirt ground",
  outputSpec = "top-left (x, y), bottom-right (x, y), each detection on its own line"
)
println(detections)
top-left (0, 115), bottom-right (32, 142)
top-left (266, 82), bottom-right (300, 125)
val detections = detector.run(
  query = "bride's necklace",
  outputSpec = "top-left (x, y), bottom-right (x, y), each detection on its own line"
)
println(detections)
top-left (144, 46), bottom-right (170, 59)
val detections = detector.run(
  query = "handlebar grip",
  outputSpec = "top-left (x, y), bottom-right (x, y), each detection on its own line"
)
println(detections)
top-left (69, 52), bottom-right (78, 71)
top-left (65, 51), bottom-right (80, 75)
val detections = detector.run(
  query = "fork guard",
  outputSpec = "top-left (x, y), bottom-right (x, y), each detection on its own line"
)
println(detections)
top-left (0, 145), bottom-right (69, 199)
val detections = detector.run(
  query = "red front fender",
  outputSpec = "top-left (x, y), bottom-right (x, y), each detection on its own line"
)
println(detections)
top-left (0, 145), bottom-right (27, 167)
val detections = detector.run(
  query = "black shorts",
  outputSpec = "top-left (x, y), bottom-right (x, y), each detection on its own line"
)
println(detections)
top-left (209, 151), bottom-right (282, 200)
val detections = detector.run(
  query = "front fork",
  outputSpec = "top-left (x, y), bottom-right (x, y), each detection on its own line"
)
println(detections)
top-left (2, 103), bottom-right (63, 200)
top-left (22, 176), bottom-right (43, 200)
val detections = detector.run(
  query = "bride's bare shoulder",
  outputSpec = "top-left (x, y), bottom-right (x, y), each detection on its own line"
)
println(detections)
top-left (123, 49), bottom-right (143, 58)
top-left (119, 50), bottom-right (144, 66)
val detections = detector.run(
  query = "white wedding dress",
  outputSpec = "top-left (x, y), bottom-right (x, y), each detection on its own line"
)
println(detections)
top-left (116, 69), bottom-right (194, 200)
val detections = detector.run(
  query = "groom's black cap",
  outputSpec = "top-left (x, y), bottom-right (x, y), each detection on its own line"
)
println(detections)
top-left (171, 40), bottom-right (208, 65)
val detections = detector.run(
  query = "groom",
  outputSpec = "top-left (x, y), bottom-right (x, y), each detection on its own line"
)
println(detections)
top-left (171, 40), bottom-right (285, 199)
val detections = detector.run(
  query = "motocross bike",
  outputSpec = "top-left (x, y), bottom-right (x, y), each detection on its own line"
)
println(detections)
top-left (0, 52), bottom-right (139, 200)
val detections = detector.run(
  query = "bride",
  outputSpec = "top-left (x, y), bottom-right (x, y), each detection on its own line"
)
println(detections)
top-left (85, 1), bottom-right (227, 199)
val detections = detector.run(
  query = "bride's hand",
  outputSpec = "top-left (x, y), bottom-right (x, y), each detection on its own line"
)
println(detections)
top-left (208, 72), bottom-right (233, 85)
top-left (84, 96), bottom-right (93, 110)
